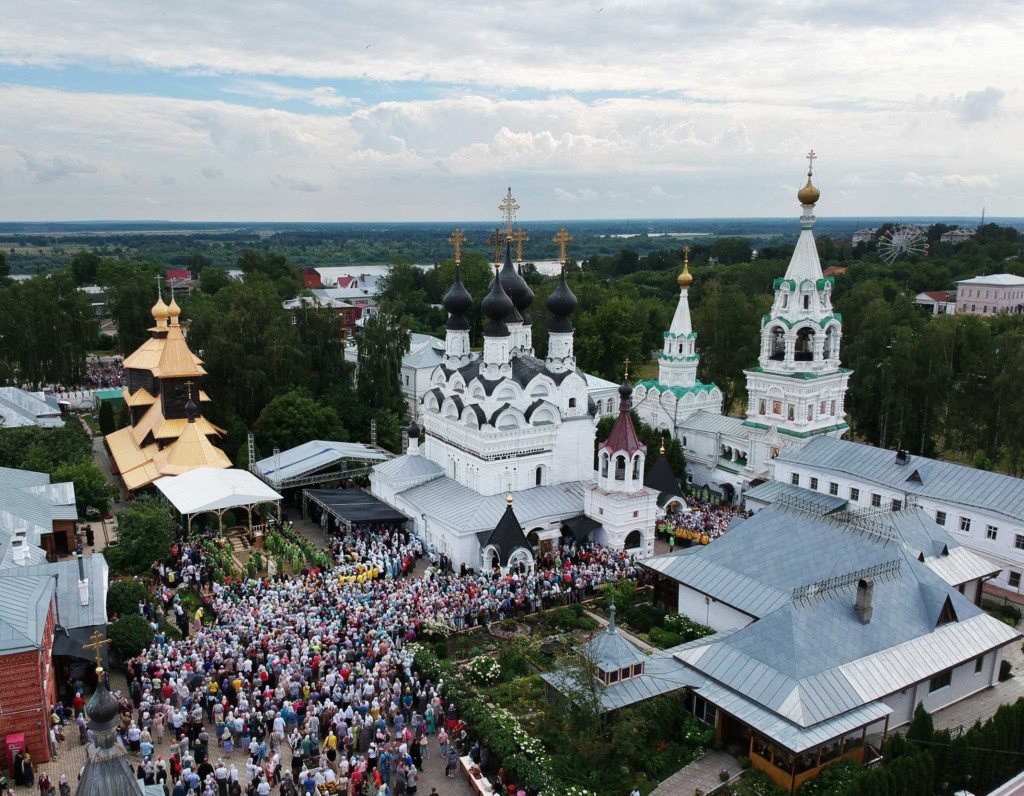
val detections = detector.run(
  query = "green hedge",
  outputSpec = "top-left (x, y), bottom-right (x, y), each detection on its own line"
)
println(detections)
top-left (107, 613), bottom-right (154, 661)
top-left (106, 579), bottom-right (149, 621)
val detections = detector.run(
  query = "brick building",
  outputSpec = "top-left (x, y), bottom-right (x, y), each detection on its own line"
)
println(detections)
top-left (0, 575), bottom-right (58, 764)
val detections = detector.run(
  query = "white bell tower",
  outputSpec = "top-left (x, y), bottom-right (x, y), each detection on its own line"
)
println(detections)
top-left (743, 151), bottom-right (852, 440)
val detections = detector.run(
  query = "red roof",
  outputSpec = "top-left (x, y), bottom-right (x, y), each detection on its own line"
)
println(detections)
top-left (920, 290), bottom-right (955, 302)
top-left (166, 269), bottom-right (190, 280)
top-left (337, 275), bottom-right (355, 287)
top-left (601, 391), bottom-right (646, 457)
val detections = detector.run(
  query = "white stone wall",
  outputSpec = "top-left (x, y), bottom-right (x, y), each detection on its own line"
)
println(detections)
top-left (677, 583), bottom-right (754, 631)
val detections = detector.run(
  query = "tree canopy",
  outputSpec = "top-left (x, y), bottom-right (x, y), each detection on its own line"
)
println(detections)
top-left (105, 495), bottom-right (175, 575)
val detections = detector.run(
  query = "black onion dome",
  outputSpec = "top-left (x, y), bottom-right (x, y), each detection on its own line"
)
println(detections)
top-left (618, 379), bottom-right (633, 403)
top-left (546, 268), bottom-right (577, 333)
top-left (443, 264), bottom-right (473, 317)
top-left (481, 269), bottom-right (513, 337)
top-left (406, 419), bottom-right (421, 440)
top-left (497, 242), bottom-right (524, 324)
top-left (86, 674), bottom-right (122, 734)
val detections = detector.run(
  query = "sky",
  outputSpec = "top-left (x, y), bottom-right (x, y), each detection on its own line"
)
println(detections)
top-left (0, 1), bottom-right (1020, 222)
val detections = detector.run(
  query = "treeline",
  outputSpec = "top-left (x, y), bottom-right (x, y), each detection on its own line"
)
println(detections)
top-left (801, 701), bottom-right (1024, 796)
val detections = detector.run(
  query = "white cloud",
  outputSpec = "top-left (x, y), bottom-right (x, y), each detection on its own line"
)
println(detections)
top-left (270, 174), bottom-right (323, 193)
top-left (200, 167), bottom-right (223, 179)
top-left (223, 80), bottom-right (359, 109)
top-left (17, 150), bottom-right (97, 183)
top-left (901, 172), bottom-right (998, 191)
top-left (957, 87), bottom-right (1005, 124)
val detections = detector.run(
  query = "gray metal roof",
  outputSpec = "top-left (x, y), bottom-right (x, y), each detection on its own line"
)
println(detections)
top-left (397, 477), bottom-right (589, 532)
top-left (744, 480), bottom-right (847, 513)
top-left (0, 466), bottom-right (77, 540)
top-left (679, 409), bottom-right (748, 436)
top-left (586, 606), bottom-right (648, 672)
top-left (0, 574), bottom-right (54, 653)
top-left (924, 546), bottom-right (1000, 586)
top-left (777, 436), bottom-right (1024, 524)
top-left (372, 454), bottom-right (444, 483)
top-left (0, 387), bottom-right (64, 428)
top-left (1, 554), bottom-right (109, 629)
top-left (254, 440), bottom-right (390, 483)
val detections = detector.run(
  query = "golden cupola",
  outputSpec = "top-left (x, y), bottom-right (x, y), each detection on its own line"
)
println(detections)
top-left (797, 148), bottom-right (820, 206)
top-left (677, 247), bottom-right (693, 288)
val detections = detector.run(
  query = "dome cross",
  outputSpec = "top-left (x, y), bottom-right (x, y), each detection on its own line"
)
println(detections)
top-left (447, 228), bottom-right (467, 265)
top-left (487, 227), bottom-right (503, 267)
top-left (512, 227), bottom-right (529, 265)
top-left (553, 227), bottom-right (573, 267)
top-left (499, 186), bottom-right (520, 239)
top-left (83, 630), bottom-right (111, 669)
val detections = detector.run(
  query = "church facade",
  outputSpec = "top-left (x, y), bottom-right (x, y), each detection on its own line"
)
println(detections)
top-left (371, 196), bottom-right (659, 570)
top-left (637, 154), bottom-right (852, 503)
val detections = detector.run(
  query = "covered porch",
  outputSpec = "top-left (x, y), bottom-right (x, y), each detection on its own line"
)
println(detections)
top-left (154, 467), bottom-right (283, 535)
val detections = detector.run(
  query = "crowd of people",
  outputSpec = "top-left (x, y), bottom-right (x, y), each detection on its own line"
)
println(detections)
top-left (83, 357), bottom-right (125, 389)
top-left (657, 498), bottom-right (750, 546)
top-left (94, 519), bottom-right (643, 796)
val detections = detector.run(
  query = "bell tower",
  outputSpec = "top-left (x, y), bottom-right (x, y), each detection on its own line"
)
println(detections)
top-left (743, 151), bottom-right (851, 439)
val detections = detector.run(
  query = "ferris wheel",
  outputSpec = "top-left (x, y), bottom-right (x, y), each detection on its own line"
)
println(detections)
top-left (877, 225), bottom-right (929, 264)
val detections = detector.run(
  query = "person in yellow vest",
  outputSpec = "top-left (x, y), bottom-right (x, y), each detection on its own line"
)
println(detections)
top-left (193, 607), bottom-right (204, 635)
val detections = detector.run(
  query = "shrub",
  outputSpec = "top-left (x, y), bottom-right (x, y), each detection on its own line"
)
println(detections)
top-left (623, 603), bottom-right (666, 633)
top-left (498, 643), bottom-right (530, 681)
top-left (648, 626), bottom-right (685, 648)
top-left (663, 613), bottom-right (715, 642)
top-left (552, 606), bottom-right (576, 629)
top-left (1001, 659), bottom-right (1013, 681)
top-left (570, 602), bottom-right (585, 618)
top-left (467, 654), bottom-right (501, 686)
top-left (433, 641), bottom-right (450, 660)
top-left (106, 579), bottom-right (149, 621)
top-left (107, 613), bottom-right (155, 661)
top-left (576, 616), bottom-right (599, 631)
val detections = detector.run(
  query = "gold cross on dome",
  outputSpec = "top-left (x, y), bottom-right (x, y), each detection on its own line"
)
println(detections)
top-left (683, 245), bottom-right (690, 266)
top-left (486, 228), bottom-right (503, 267)
top-left (499, 187), bottom-right (519, 238)
top-left (447, 228), bottom-right (467, 265)
top-left (155, 273), bottom-right (163, 301)
top-left (553, 227), bottom-right (573, 266)
top-left (512, 228), bottom-right (529, 264)
top-left (624, 356), bottom-right (631, 380)
top-left (83, 630), bottom-right (111, 669)
top-left (806, 149), bottom-right (817, 176)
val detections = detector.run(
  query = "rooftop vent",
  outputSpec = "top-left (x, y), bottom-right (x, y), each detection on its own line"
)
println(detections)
top-left (895, 449), bottom-right (910, 466)
top-left (854, 577), bottom-right (874, 624)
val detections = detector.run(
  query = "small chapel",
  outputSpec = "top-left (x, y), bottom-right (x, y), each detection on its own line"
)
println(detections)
top-left (371, 189), bottom-right (661, 571)
top-left (105, 293), bottom-right (231, 494)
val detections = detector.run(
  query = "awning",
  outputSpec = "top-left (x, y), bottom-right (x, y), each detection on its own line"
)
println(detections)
top-left (304, 489), bottom-right (409, 526)
top-left (562, 515), bottom-right (601, 542)
top-left (154, 468), bottom-right (282, 515)
top-left (53, 624), bottom-right (109, 665)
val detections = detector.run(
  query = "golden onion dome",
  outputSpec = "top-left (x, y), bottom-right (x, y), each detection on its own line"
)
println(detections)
top-left (151, 297), bottom-right (169, 321)
top-left (797, 173), bottom-right (820, 206)
top-left (677, 250), bottom-right (693, 288)
top-left (167, 298), bottom-right (181, 321)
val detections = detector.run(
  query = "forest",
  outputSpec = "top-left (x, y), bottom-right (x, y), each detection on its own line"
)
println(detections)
top-left (0, 220), bottom-right (1021, 474)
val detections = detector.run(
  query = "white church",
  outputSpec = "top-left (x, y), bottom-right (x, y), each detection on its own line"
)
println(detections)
top-left (371, 197), bottom-right (660, 571)
top-left (635, 153), bottom-right (852, 503)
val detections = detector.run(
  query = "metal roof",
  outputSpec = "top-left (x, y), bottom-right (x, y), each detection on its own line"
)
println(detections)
top-left (0, 575), bottom-right (53, 653)
top-left (254, 440), bottom-right (391, 484)
top-left (680, 409), bottom-right (748, 436)
top-left (372, 454), bottom-right (444, 484)
top-left (0, 466), bottom-right (77, 540)
top-left (744, 480), bottom-right (847, 513)
top-left (776, 436), bottom-right (1024, 524)
top-left (0, 387), bottom-right (64, 428)
top-left (155, 468), bottom-right (282, 515)
top-left (924, 546), bottom-right (1000, 585)
top-left (1, 554), bottom-right (109, 630)
top-left (397, 477), bottom-right (589, 532)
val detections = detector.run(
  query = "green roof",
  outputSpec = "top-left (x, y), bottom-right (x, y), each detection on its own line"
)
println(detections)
top-left (635, 379), bottom-right (717, 399)
top-left (744, 366), bottom-right (853, 381)
top-left (741, 420), bottom-right (850, 439)
top-left (658, 353), bottom-right (700, 364)
top-left (663, 331), bottom-right (697, 340)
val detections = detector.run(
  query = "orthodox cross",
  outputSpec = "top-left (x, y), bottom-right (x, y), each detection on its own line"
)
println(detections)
top-left (184, 380), bottom-right (194, 400)
top-left (683, 244), bottom-right (691, 265)
top-left (486, 228), bottom-right (503, 267)
top-left (498, 186), bottom-right (519, 240)
top-left (155, 273), bottom-right (163, 300)
top-left (806, 149), bottom-right (817, 176)
top-left (624, 356), bottom-right (631, 380)
top-left (512, 228), bottom-right (529, 264)
top-left (447, 228), bottom-right (467, 265)
top-left (553, 227), bottom-right (573, 267)
top-left (83, 630), bottom-right (111, 669)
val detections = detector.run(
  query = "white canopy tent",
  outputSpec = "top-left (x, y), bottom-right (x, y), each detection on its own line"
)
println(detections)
top-left (154, 467), bottom-right (283, 533)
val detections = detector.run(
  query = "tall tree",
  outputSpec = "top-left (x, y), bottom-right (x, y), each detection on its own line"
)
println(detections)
top-left (356, 312), bottom-right (411, 434)
top-left (253, 390), bottom-right (347, 452)
top-left (97, 259), bottom-right (164, 355)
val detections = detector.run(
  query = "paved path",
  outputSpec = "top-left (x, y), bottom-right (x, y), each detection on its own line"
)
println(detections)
top-left (650, 750), bottom-right (742, 796)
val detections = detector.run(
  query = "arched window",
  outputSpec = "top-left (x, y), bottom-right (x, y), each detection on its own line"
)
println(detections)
top-left (632, 455), bottom-right (641, 480)
top-left (606, 399), bottom-right (614, 413)
top-left (625, 530), bottom-right (642, 549)
top-left (769, 327), bottom-right (785, 360)
top-left (795, 328), bottom-right (815, 361)
top-left (824, 326), bottom-right (837, 359)
top-left (803, 294), bottom-right (810, 309)
top-left (568, 397), bottom-right (577, 409)
top-left (614, 455), bottom-right (626, 480)
top-left (535, 466), bottom-right (543, 487)
top-left (600, 452), bottom-right (609, 478)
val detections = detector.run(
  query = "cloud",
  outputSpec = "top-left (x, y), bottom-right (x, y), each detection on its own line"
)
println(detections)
top-left (270, 174), bottom-right (323, 193)
top-left (901, 172), bottom-right (998, 191)
top-left (957, 87), bottom-right (1005, 124)
top-left (223, 80), bottom-right (359, 109)
top-left (17, 150), bottom-right (97, 183)
top-left (201, 167), bottom-right (223, 179)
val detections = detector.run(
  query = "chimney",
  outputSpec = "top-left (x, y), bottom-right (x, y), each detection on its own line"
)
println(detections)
top-left (855, 577), bottom-right (874, 624)
top-left (895, 449), bottom-right (910, 466)
top-left (77, 553), bottom-right (90, 607)
top-left (10, 530), bottom-right (28, 565)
